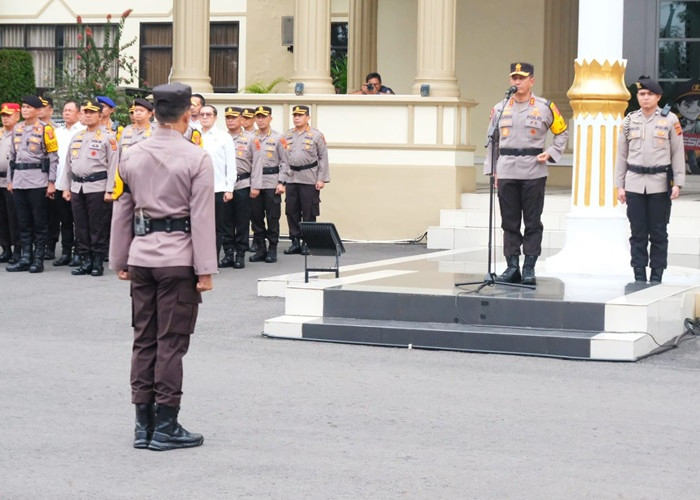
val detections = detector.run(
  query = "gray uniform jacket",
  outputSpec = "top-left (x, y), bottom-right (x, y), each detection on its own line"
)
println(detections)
top-left (253, 129), bottom-right (290, 189)
top-left (0, 128), bottom-right (12, 188)
top-left (119, 122), bottom-right (157, 156)
top-left (285, 125), bottom-right (330, 185)
top-left (8, 120), bottom-right (59, 189)
top-left (484, 94), bottom-right (569, 180)
top-left (61, 127), bottom-right (119, 194)
top-left (614, 108), bottom-right (685, 194)
top-left (109, 127), bottom-right (218, 276)
top-left (231, 129), bottom-right (262, 190)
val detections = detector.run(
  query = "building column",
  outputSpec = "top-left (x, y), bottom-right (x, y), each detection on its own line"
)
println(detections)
top-left (347, 0), bottom-right (378, 93)
top-left (289, 0), bottom-right (336, 94)
top-left (171, 0), bottom-right (213, 93)
top-left (542, 0), bottom-right (579, 122)
top-left (411, 0), bottom-right (460, 98)
top-left (545, 0), bottom-right (630, 275)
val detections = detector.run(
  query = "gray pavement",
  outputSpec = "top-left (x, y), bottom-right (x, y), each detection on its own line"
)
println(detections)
top-left (1, 242), bottom-right (699, 499)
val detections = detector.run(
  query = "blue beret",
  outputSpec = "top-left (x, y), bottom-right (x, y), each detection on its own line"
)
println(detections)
top-left (96, 95), bottom-right (117, 108)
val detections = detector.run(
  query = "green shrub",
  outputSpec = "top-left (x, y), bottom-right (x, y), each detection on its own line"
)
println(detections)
top-left (0, 50), bottom-right (36, 104)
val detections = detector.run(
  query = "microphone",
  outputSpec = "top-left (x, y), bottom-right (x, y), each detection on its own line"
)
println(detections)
top-left (505, 85), bottom-right (517, 96)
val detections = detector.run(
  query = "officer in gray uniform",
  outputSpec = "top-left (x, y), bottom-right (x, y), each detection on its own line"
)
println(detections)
top-left (283, 105), bottom-right (330, 255)
top-left (61, 99), bottom-right (118, 277)
top-left (6, 95), bottom-right (59, 273)
top-left (0, 102), bottom-right (20, 264)
top-left (615, 76), bottom-right (685, 283)
top-left (118, 98), bottom-right (156, 155)
top-left (484, 62), bottom-right (569, 286)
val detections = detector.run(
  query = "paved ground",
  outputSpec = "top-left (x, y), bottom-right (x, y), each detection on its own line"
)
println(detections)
top-left (1, 242), bottom-right (699, 499)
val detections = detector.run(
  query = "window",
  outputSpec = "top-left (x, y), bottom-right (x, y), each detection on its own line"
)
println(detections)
top-left (658, 0), bottom-right (700, 92)
top-left (140, 22), bottom-right (239, 92)
top-left (330, 22), bottom-right (348, 60)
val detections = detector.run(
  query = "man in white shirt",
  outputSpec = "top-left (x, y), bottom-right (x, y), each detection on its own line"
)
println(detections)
top-left (53, 100), bottom-right (86, 266)
top-left (200, 105), bottom-right (236, 264)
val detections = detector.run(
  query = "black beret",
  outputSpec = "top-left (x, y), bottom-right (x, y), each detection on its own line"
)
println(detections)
top-left (153, 82), bottom-right (192, 110)
top-left (636, 76), bottom-right (663, 96)
top-left (22, 95), bottom-right (44, 108)
top-left (674, 79), bottom-right (700, 102)
top-left (225, 106), bottom-right (242, 117)
top-left (291, 105), bottom-right (310, 115)
top-left (510, 62), bottom-right (534, 77)
top-left (133, 97), bottom-right (153, 111)
top-left (254, 105), bottom-right (272, 116)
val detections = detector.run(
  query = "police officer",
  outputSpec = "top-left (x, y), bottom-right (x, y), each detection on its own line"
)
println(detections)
top-left (484, 62), bottom-right (569, 285)
top-left (283, 105), bottom-right (330, 255)
top-left (40, 96), bottom-right (62, 261)
top-left (249, 106), bottom-right (289, 264)
top-left (110, 82), bottom-right (216, 451)
top-left (0, 103), bottom-right (21, 264)
top-left (96, 95), bottom-right (123, 141)
top-left (615, 77), bottom-right (685, 283)
top-left (6, 95), bottom-right (59, 273)
top-left (61, 99), bottom-right (118, 277)
top-left (240, 107), bottom-right (257, 134)
top-left (118, 98), bottom-right (156, 155)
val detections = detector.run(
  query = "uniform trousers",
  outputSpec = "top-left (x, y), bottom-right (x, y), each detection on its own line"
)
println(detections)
top-left (250, 188), bottom-right (281, 246)
top-left (497, 176), bottom-right (547, 257)
top-left (0, 187), bottom-right (19, 249)
top-left (13, 187), bottom-right (49, 249)
top-left (231, 186), bottom-right (251, 253)
top-left (625, 191), bottom-right (671, 269)
top-left (129, 265), bottom-right (201, 407)
top-left (48, 195), bottom-right (74, 253)
top-left (214, 191), bottom-right (234, 255)
top-left (285, 183), bottom-right (320, 238)
top-left (71, 189), bottom-right (111, 255)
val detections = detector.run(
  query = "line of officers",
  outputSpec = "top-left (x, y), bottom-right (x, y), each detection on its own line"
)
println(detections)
top-left (0, 94), bottom-right (330, 275)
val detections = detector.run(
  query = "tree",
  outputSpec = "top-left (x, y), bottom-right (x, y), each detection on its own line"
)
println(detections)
top-left (0, 50), bottom-right (36, 104)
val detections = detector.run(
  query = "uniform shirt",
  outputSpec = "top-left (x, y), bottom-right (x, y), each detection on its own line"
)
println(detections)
top-left (61, 127), bottom-right (119, 194)
top-left (252, 129), bottom-right (290, 189)
top-left (201, 125), bottom-right (236, 193)
top-left (119, 122), bottom-right (157, 156)
top-left (8, 120), bottom-right (59, 189)
top-left (55, 122), bottom-right (86, 191)
top-left (0, 127), bottom-right (13, 188)
top-left (615, 107), bottom-right (686, 195)
top-left (230, 129), bottom-right (261, 190)
top-left (484, 94), bottom-right (569, 180)
top-left (285, 125), bottom-right (330, 185)
top-left (109, 127), bottom-right (217, 276)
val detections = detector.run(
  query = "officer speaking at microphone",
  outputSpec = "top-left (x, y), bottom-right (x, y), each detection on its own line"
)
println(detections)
top-left (110, 82), bottom-right (217, 451)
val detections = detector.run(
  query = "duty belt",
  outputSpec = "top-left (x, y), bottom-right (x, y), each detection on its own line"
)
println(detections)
top-left (13, 162), bottom-right (43, 170)
top-left (236, 172), bottom-right (251, 181)
top-left (138, 216), bottom-right (191, 234)
top-left (627, 164), bottom-right (671, 175)
top-left (499, 148), bottom-right (543, 156)
top-left (290, 161), bottom-right (318, 172)
top-left (72, 171), bottom-right (108, 183)
top-left (262, 166), bottom-right (280, 175)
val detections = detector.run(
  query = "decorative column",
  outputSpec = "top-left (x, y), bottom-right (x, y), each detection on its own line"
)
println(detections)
top-left (545, 0), bottom-right (630, 275)
top-left (347, 0), bottom-right (378, 93)
top-left (289, 0), bottom-right (336, 94)
top-left (411, 0), bottom-right (460, 98)
top-left (542, 0), bottom-right (579, 122)
top-left (171, 0), bottom-right (213, 93)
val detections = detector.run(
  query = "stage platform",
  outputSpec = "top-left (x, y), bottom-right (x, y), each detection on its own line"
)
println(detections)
top-left (261, 248), bottom-right (700, 361)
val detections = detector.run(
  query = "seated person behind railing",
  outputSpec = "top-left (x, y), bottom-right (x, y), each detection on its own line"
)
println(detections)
top-left (350, 72), bottom-right (395, 95)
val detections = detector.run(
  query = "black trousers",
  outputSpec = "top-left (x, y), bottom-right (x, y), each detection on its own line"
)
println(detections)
top-left (250, 188), bottom-right (281, 246)
top-left (214, 192), bottom-right (234, 254)
top-left (129, 265), bottom-right (200, 407)
top-left (285, 183), bottom-right (320, 238)
top-left (71, 190), bottom-right (111, 255)
top-left (497, 177), bottom-right (547, 257)
top-left (626, 191), bottom-right (671, 269)
top-left (231, 187), bottom-right (251, 252)
top-left (48, 195), bottom-right (74, 252)
top-left (13, 187), bottom-right (49, 249)
top-left (0, 186), bottom-right (19, 248)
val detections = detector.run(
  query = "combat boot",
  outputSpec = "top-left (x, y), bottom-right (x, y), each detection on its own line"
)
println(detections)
top-left (90, 253), bottom-right (105, 276)
top-left (148, 405), bottom-right (203, 451)
top-left (219, 249), bottom-right (235, 268)
top-left (8, 245), bottom-right (21, 264)
top-left (68, 248), bottom-right (81, 267)
top-left (283, 237), bottom-right (302, 255)
top-left (265, 244), bottom-right (278, 263)
top-left (6, 245), bottom-right (32, 272)
top-left (521, 255), bottom-right (538, 286)
top-left (71, 253), bottom-right (93, 275)
top-left (650, 268), bottom-right (664, 283)
top-left (0, 246), bottom-right (11, 263)
top-left (134, 403), bottom-right (156, 449)
top-left (29, 246), bottom-right (45, 273)
top-left (248, 240), bottom-right (267, 262)
top-left (495, 255), bottom-right (521, 283)
top-left (44, 242), bottom-right (56, 260)
top-left (233, 252), bottom-right (245, 269)
top-left (633, 267), bottom-right (647, 282)
top-left (53, 248), bottom-right (72, 266)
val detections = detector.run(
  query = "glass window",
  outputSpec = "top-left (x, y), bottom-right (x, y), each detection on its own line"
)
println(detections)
top-left (658, 1), bottom-right (700, 91)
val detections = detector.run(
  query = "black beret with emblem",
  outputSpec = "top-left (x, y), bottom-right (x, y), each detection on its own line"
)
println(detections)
top-left (133, 97), bottom-right (153, 111)
top-left (291, 105), bottom-right (310, 116)
top-left (673, 79), bottom-right (700, 103)
top-left (254, 105), bottom-right (272, 116)
top-left (82, 99), bottom-right (103, 112)
top-left (225, 106), bottom-right (242, 117)
top-left (153, 82), bottom-right (192, 110)
top-left (635, 76), bottom-right (663, 96)
top-left (22, 95), bottom-right (44, 108)
top-left (241, 107), bottom-right (255, 118)
top-left (510, 62), bottom-right (534, 77)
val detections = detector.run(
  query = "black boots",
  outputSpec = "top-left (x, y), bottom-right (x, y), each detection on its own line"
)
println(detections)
top-left (72, 254), bottom-right (93, 275)
top-left (265, 244), bottom-right (277, 263)
top-left (0, 246), bottom-right (11, 263)
top-left (496, 255), bottom-right (521, 283)
top-left (148, 405), bottom-right (203, 451)
top-left (650, 268), bottom-right (664, 283)
top-left (6, 245), bottom-right (32, 272)
top-left (249, 239), bottom-right (267, 262)
top-left (91, 253), bottom-right (105, 276)
top-left (8, 245), bottom-right (21, 264)
top-left (219, 249), bottom-right (235, 268)
top-left (53, 249), bottom-right (72, 266)
top-left (521, 255), bottom-right (537, 285)
top-left (134, 403), bottom-right (156, 449)
top-left (634, 267), bottom-right (647, 282)
top-left (233, 252), bottom-right (245, 269)
top-left (68, 249), bottom-right (81, 267)
top-left (284, 237), bottom-right (302, 255)
top-left (29, 246), bottom-right (45, 273)
top-left (44, 243), bottom-right (56, 261)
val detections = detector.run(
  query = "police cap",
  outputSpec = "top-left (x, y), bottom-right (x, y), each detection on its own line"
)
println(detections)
top-left (291, 105), bottom-right (310, 116)
top-left (254, 105), bottom-right (272, 116)
top-left (82, 99), bottom-right (102, 112)
top-left (241, 107), bottom-right (255, 118)
top-left (636, 76), bottom-right (663, 96)
top-left (40, 96), bottom-right (54, 107)
top-left (510, 62), bottom-right (534, 77)
top-left (153, 82), bottom-right (192, 110)
top-left (1, 103), bottom-right (20, 115)
top-left (225, 106), bottom-right (242, 117)
top-left (673, 79), bottom-right (700, 103)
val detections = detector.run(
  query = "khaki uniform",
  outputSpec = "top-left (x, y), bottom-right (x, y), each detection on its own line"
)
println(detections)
top-left (119, 122), bottom-right (157, 156)
top-left (0, 127), bottom-right (19, 251)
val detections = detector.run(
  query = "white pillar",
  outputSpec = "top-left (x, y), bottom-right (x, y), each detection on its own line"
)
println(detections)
top-left (347, 0), bottom-right (378, 93)
top-left (289, 0), bottom-right (336, 94)
top-left (544, 0), bottom-right (631, 275)
top-left (411, 0), bottom-right (460, 98)
top-left (171, 0), bottom-right (213, 93)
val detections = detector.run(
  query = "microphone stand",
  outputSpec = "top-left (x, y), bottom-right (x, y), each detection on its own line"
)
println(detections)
top-left (455, 87), bottom-right (535, 292)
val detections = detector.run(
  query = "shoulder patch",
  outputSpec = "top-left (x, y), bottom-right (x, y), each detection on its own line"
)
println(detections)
top-left (191, 129), bottom-right (203, 147)
top-left (548, 101), bottom-right (567, 135)
top-left (674, 121), bottom-right (683, 136)
top-left (254, 138), bottom-right (261, 150)
top-left (44, 124), bottom-right (58, 153)
top-left (109, 137), bottom-right (117, 151)
top-left (280, 137), bottom-right (288, 149)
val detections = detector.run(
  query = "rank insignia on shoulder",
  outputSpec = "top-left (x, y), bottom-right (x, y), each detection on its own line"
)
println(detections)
top-left (674, 121), bottom-right (683, 136)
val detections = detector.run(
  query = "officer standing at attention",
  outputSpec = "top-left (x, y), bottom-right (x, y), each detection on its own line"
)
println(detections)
top-left (0, 103), bottom-right (21, 264)
top-left (6, 95), bottom-right (59, 273)
top-left (61, 99), bottom-right (118, 277)
top-left (240, 107), bottom-right (257, 134)
top-left (110, 82), bottom-right (216, 451)
top-left (118, 98), bottom-right (156, 155)
top-left (249, 105), bottom-right (289, 264)
top-left (484, 62), bottom-right (568, 286)
top-left (615, 77), bottom-right (685, 283)
top-left (283, 105), bottom-right (330, 255)
top-left (96, 95), bottom-right (123, 141)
